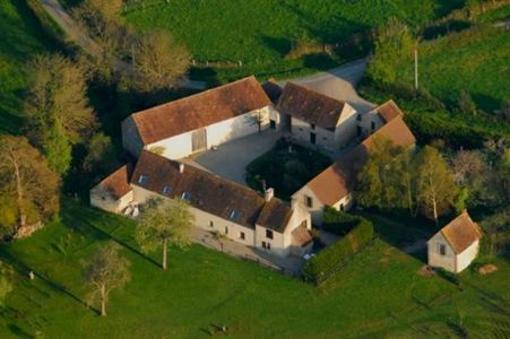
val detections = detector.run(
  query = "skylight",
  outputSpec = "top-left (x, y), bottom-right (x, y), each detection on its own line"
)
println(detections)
top-left (138, 175), bottom-right (148, 185)
top-left (162, 185), bottom-right (172, 195)
top-left (229, 209), bottom-right (241, 221)
top-left (181, 191), bottom-right (192, 201)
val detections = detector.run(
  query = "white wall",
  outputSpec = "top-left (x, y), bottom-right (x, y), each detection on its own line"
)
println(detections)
top-left (145, 106), bottom-right (276, 160)
top-left (90, 185), bottom-right (134, 214)
top-left (456, 240), bottom-right (479, 273)
top-left (428, 232), bottom-right (457, 272)
top-left (334, 105), bottom-right (358, 147)
top-left (358, 110), bottom-right (385, 138)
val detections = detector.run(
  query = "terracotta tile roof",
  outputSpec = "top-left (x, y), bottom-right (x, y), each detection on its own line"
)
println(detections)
top-left (257, 199), bottom-right (293, 232)
top-left (277, 82), bottom-right (347, 131)
top-left (304, 113), bottom-right (416, 205)
top-left (375, 100), bottom-right (404, 123)
top-left (129, 76), bottom-right (272, 144)
top-left (291, 224), bottom-right (313, 247)
top-left (131, 151), bottom-right (292, 232)
top-left (262, 79), bottom-right (283, 104)
top-left (438, 211), bottom-right (482, 254)
top-left (97, 165), bottom-right (132, 199)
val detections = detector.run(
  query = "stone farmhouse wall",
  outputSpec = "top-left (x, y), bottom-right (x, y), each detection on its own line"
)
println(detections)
top-left (428, 232), bottom-right (457, 272)
top-left (90, 185), bottom-right (134, 214)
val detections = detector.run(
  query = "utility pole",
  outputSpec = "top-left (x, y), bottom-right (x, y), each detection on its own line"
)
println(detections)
top-left (414, 40), bottom-right (419, 91)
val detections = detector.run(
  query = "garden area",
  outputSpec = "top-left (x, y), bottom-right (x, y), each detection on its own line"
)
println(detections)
top-left (245, 139), bottom-right (331, 200)
top-left (121, 0), bottom-right (465, 83)
top-left (1, 201), bottom-right (510, 337)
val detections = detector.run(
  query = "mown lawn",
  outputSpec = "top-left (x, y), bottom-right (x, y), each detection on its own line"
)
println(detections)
top-left (123, 0), bottom-right (464, 83)
top-left (1, 201), bottom-right (509, 338)
top-left (399, 26), bottom-right (510, 113)
top-left (0, 0), bottom-right (57, 135)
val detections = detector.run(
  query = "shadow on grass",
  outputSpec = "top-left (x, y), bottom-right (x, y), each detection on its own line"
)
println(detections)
top-left (61, 202), bottom-right (163, 270)
top-left (0, 249), bottom-right (98, 315)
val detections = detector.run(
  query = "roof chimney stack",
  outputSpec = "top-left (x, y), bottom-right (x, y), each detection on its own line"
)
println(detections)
top-left (264, 187), bottom-right (274, 202)
top-left (179, 163), bottom-right (185, 174)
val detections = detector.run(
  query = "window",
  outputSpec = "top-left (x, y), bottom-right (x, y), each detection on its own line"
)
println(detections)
top-left (371, 121), bottom-right (376, 130)
top-left (138, 175), bottom-right (148, 185)
top-left (356, 114), bottom-right (362, 122)
top-left (209, 221), bottom-right (214, 228)
top-left (438, 244), bottom-right (447, 256)
top-left (310, 123), bottom-right (316, 130)
top-left (357, 126), bottom-right (362, 136)
top-left (305, 195), bottom-right (313, 208)
top-left (340, 204), bottom-right (345, 212)
top-left (229, 209), bottom-right (241, 221)
top-left (270, 120), bottom-right (276, 129)
top-left (239, 232), bottom-right (245, 240)
top-left (225, 226), bottom-right (229, 235)
top-left (162, 185), bottom-right (172, 195)
top-left (181, 191), bottom-right (192, 201)
top-left (266, 229), bottom-right (273, 239)
top-left (310, 132), bottom-right (316, 145)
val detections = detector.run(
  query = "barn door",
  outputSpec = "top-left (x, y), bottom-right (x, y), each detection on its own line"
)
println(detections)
top-left (192, 128), bottom-right (207, 152)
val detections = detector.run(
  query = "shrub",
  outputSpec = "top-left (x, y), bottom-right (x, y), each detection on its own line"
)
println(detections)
top-left (303, 217), bottom-right (375, 285)
top-left (322, 206), bottom-right (361, 236)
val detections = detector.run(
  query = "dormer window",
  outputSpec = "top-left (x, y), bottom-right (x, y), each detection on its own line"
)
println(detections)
top-left (229, 209), bottom-right (241, 221)
top-left (310, 123), bottom-right (315, 130)
top-left (181, 191), bottom-right (191, 201)
top-left (162, 185), bottom-right (172, 195)
top-left (138, 175), bottom-right (149, 185)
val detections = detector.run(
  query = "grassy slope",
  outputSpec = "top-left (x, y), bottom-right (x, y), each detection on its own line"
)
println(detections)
top-left (0, 0), bottom-right (56, 135)
top-left (123, 0), bottom-right (464, 82)
top-left (1, 202), bottom-right (509, 338)
top-left (400, 26), bottom-right (510, 112)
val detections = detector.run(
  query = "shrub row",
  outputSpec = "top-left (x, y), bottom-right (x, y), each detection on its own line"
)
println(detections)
top-left (321, 206), bottom-right (361, 236)
top-left (303, 217), bottom-right (375, 285)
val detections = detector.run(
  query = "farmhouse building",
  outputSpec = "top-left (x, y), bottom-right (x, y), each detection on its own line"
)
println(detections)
top-left (91, 151), bottom-right (313, 257)
top-left (122, 76), bottom-right (281, 160)
top-left (292, 101), bottom-right (416, 225)
top-left (277, 82), bottom-right (358, 152)
top-left (427, 211), bottom-right (482, 273)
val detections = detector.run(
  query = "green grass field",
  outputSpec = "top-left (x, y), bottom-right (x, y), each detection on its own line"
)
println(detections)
top-left (123, 0), bottom-right (465, 83)
top-left (0, 0), bottom-right (57, 135)
top-left (1, 201), bottom-right (509, 338)
top-left (400, 26), bottom-right (510, 113)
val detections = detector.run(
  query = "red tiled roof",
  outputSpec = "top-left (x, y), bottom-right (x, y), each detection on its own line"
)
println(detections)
top-left (130, 76), bottom-right (272, 144)
top-left (97, 165), bottom-right (132, 200)
top-left (277, 82), bottom-right (347, 131)
top-left (375, 100), bottom-right (404, 123)
top-left (292, 224), bottom-right (313, 247)
top-left (131, 151), bottom-right (292, 232)
top-left (439, 211), bottom-right (482, 254)
top-left (304, 113), bottom-right (416, 205)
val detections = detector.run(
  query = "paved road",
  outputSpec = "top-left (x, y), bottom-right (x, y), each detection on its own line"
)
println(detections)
top-left (39, 0), bottom-right (206, 90)
top-left (280, 58), bottom-right (376, 114)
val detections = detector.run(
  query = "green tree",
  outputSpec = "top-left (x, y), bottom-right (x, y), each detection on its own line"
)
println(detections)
top-left (84, 242), bottom-right (130, 317)
top-left (0, 136), bottom-right (60, 235)
top-left (131, 30), bottom-right (190, 92)
top-left (415, 146), bottom-right (458, 223)
top-left (367, 17), bottom-right (414, 84)
top-left (136, 199), bottom-right (194, 271)
top-left (25, 54), bottom-right (96, 174)
top-left (82, 132), bottom-right (119, 176)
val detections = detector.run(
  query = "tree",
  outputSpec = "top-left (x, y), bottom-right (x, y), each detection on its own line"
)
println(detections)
top-left (0, 136), bottom-right (60, 235)
top-left (415, 146), bottom-right (458, 223)
top-left (131, 30), bottom-right (190, 92)
top-left (136, 199), bottom-right (194, 270)
top-left (25, 54), bottom-right (96, 174)
top-left (356, 137), bottom-right (409, 209)
top-left (84, 242), bottom-right (130, 317)
top-left (457, 90), bottom-right (477, 116)
top-left (367, 17), bottom-right (414, 84)
top-left (82, 132), bottom-right (119, 176)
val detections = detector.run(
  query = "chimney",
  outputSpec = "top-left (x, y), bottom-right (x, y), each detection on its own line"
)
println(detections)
top-left (264, 187), bottom-right (274, 202)
top-left (179, 163), bottom-right (185, 174)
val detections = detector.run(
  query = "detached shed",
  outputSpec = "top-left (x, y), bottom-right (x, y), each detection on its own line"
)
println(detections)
top-left (427, 211), bottom-right (482, 273)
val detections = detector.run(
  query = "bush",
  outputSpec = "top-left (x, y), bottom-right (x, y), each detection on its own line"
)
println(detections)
top-left (303, 217), bottom-right (375, 285)
top-left (322, 206), bottom-right (361, 236)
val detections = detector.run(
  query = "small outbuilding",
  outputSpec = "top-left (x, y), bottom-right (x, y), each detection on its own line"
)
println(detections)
top-left (427, 211), bottom-right (482, 273)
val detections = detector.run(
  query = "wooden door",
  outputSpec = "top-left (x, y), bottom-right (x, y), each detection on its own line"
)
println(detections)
top-left (192, 128), bottom-right (207, 152)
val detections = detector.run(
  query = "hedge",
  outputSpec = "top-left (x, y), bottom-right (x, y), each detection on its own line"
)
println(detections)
top-left (303, 217), bottom-right (375, 285)
top-left (322, 206), bottom-right (361, 236)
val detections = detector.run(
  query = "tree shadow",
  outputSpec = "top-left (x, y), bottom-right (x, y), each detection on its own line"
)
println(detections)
top-left (7, 323), bottom-right (32, 338)
top-left (260, 36), bottom-right (292, 57)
